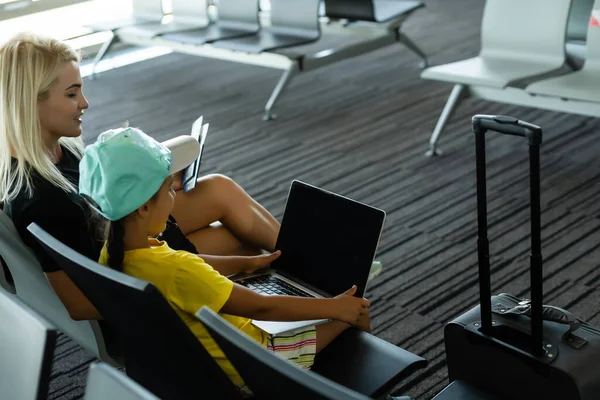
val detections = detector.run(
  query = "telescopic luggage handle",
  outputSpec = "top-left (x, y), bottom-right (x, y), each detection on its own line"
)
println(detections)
top-left (472, 115), bottom-right (542, 145)
top-left (472, 115), bottom-right (545, 357)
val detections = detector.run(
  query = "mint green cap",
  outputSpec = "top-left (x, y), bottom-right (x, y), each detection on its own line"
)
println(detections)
top-left (79, 127), bottom-right (199, 221)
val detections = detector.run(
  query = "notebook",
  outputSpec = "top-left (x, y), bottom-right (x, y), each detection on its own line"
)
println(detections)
top-left (181, 116), bottom-right (209, 193)
top-left (232, 180), bottom-right (386, 335)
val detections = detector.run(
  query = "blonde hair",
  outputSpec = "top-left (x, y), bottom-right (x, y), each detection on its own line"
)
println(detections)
top-left (0, 32), bottom-right (85, 202)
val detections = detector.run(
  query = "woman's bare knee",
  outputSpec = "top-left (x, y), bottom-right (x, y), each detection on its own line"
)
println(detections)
top-left (187, 222), bottom-right (261, 256)
top-left (200, 174), bottom-right (238, 196)
top-left (203, 175), bottom-right (254, 223)
top-left (171, 174), bottom-right (240, 234)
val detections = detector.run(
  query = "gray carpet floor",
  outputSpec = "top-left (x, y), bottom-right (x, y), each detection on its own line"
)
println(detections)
top-left (47, 0), bottom-right (600, 398)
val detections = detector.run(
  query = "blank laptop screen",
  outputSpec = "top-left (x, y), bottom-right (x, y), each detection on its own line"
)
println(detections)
top-left (271, 181), bottom-right (385, 297)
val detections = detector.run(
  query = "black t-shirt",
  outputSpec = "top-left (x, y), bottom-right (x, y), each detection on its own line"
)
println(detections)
top-left (4, 147), bottom-right (104, 273)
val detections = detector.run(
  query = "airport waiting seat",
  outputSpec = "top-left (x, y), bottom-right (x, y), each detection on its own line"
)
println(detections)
top-left (212, 0), bottom-right (321, 53)
top-left (432, 380), bottom-right (505, 400)
top-left (323, 0), bottom-right (428, 67)
top-left (526, 0), bottom-right (600, 103)
top-left (0, 256), bottom-right (15, 294)
top-left (0, 286), bottom-right (57, 400)
top-left (0, 210), bottom-right (122, 366)
top-left (117, 0), bottom-right (210, 38)
top-left (88, 0), bottom-right (210, 77)
top-left (84, 363), bottom-right (159, 400)
top-left (112, 0), bottom-right (428, 121)
top-left (160, 0), bottom-right (260, 46)
top-left (565, 0), bottom-right (595, 69)
top-left (28, 223), bottom-right (243, 400)
top-left (420, 0), bottom-right (572, 155)
top-left (85, 0), bottom-right (164, 32)
top-left (310, 326), bottom-right (426, 398)
top-left (29, 222), bottom-right (426, 399)
top-left (85, 0), bottom-right (165, 77)
top-left (209, 0), bottom-right (322, 120)
top-left (0, 204), bottom-right (14, 293)
top-left (197, 306), bottom-right (372, 400)
top-left (198, 304), bottom-right (425, 399)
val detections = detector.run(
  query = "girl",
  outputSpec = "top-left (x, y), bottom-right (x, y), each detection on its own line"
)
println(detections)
top-left (79, 126), bottom-right (371, 394)
top-left (0, 32), bottom-right (281, 320)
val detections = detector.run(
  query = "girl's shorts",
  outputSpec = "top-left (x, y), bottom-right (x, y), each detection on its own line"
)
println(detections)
top-left (237, 325), bottom-right (317, 397)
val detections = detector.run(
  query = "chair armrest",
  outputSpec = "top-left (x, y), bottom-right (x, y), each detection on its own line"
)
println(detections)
top-left (311, 328), bottom-right (427, 398)
top-left (433, 380), bottom-right (505, 400)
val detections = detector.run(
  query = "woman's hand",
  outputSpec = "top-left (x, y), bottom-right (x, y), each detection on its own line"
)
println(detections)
top-left (332, 285), bottom-right (371, 325)
top-left (172, 171), bottom-right (184, 191)
top-left (243, 250), bottom-right (282, 273)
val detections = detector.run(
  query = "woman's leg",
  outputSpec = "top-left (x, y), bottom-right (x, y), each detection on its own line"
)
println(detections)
top-left (171, 174), bottom-right (280, 255)
top-left (185, 222), bottom-right (263, 256)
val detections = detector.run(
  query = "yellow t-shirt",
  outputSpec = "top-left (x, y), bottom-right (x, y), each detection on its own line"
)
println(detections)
top-left (98, 238), bottom-right (268, 387)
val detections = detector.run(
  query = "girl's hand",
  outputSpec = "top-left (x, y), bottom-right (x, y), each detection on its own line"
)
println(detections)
top-left (356, 308), bottom-right (371, 333)
top-left (332, 285), bottom-right (371, 325)
top-left (243, 250), bottom-right (282, 273)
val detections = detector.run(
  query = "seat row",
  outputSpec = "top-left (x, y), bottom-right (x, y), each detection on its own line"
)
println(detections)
top-left (0, 205), bottom-right (503, 399)
top-left (0, 219), bottom-right (504, 399)
top-left (421, 0), bottom-right (600, 156)
top-left (0, 205), bottom-right (427, 399)
top-left (87, 0), bottom-right (429, 120)
top-left (0, 278), bottom-right (496, 400)
top-left (0, 284), bottom-right (152, 400)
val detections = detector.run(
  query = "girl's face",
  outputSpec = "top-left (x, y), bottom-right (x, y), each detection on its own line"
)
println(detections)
top-left (147, 176), bottom-right (176, 236)
top-left (38, 61), bottom-right (89, 141)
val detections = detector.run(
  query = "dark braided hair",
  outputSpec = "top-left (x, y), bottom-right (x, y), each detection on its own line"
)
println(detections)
top-left (107, 218), bottom-right (126, 272)
top-left (104, 184), bottom-right (164, 271)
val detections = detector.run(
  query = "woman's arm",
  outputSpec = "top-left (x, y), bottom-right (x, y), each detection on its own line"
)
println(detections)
top-left (199, 251), bottom-right (281, 276)
top-left (220, 284), bottom-right (370, 325)
top-left (45, 271), bottom-right (102, 320)
top-left (14, 190), bottom-right (103, 320)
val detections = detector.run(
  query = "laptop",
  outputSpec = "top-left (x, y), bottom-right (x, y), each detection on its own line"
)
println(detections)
top-left (231, 180), bottom-right (386, 335)
top-left (181, 116), bottom-right (209, 193)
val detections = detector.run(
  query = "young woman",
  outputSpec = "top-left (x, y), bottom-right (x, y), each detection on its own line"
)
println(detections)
top-left (79, 126), bottom-right (371, 394)
top-left (0, 32), bottom-right (280, 320)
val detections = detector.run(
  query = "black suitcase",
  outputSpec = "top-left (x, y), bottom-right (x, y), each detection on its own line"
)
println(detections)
top-left (444, 115), bottom-right (600, 400)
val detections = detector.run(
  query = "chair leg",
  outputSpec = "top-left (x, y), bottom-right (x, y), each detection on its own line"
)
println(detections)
top-left (90, 32), bottom-right (119, 80)
top-left (263, 64), bottom-right (298, 121)
top-left (425, 84), bottom-right (468, 157)
top-left (396, 31), bottom-right (428, 69)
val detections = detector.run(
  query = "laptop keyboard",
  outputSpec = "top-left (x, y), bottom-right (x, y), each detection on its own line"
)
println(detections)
top-left (238, 275), bottom-right (314, 298)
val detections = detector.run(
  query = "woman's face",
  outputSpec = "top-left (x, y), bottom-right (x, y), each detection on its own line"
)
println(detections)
top-left (147, 176), bottom-right (177, 237)
top-left (38, 61), bottom-right (89, 141)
